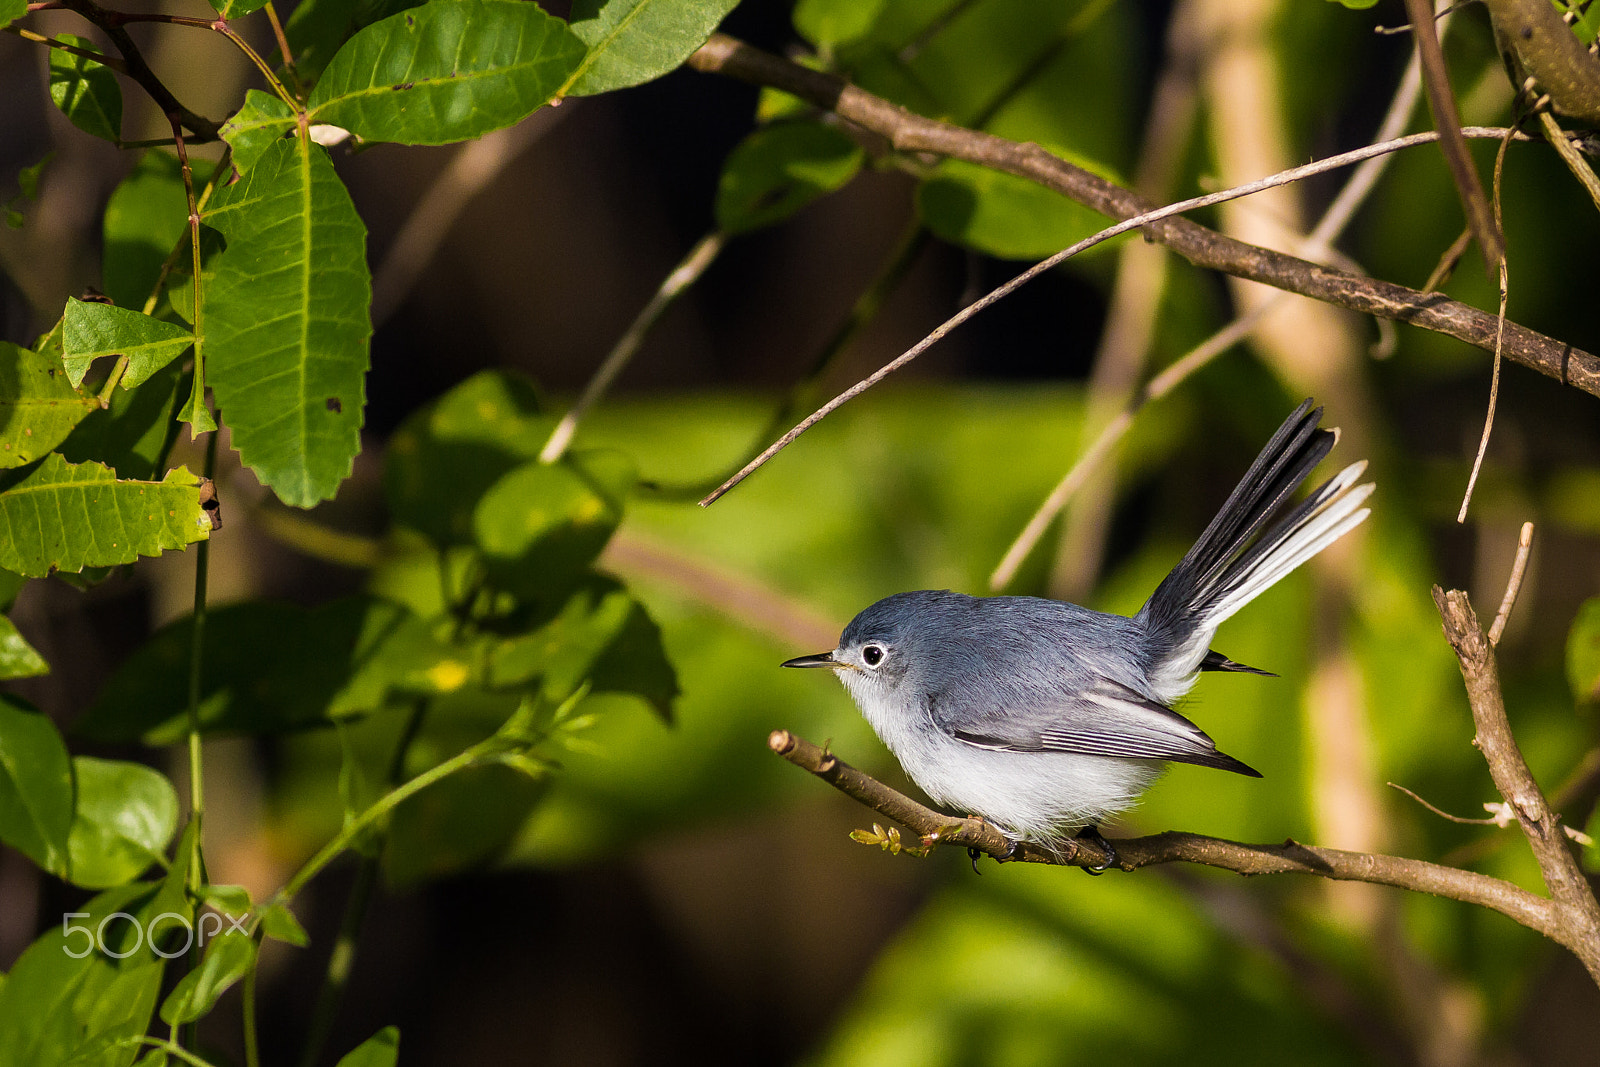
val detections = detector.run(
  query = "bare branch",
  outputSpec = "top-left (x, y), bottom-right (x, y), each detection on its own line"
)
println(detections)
top-left (688, 34), bottom-right (1600, 394)
top-left (1488, 521), bottom-right (1535, 646)
top-left (769, 730), bottom-right (1567, 943)
top-left (1432, 586), bottom-right (1600, 982)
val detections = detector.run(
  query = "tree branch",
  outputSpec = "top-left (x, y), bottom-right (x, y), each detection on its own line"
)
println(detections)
top-left (1431, 585), bottom-right (1600, 982)
top-left (687, 34), bottom-right (1600, 399)
top-left (768, 730), bottom-right (1568, 944)
top-left (55, 0), bottom-right (221, 140)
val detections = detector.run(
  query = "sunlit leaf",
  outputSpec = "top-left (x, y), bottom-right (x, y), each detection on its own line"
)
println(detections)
top-left (62, 298), bottom-right (193, 389)
top-left (0, 615), bottom-right (47, 680)
top-left (220, 89), bottom-right (297, 172)
top-left (201, 136), bottom-right (370, 506)
top-left (0, 695), bottom-right (73, 875)
top-left (306, 0), bottom-right (586, 145)
top-left (714, 121), bottom-right (864, 234)
top-left (335, 1026), bottom-right (399, 1067)
top-left (564, 0), bottom-right (740, 97)
top-left (210, 0), bottom-right (269, 20)
top-left (0, 456), bottom-right (208, 577)
top-left (0, 341), bottom-right (98, 469)
top-left (47, 34), bottom-right (122, 142)
top-left (0, 0), bottom-right (27, 30)
top-left (66, 757), bottom-right (179, 889)
top-left (257, 901), bottom-right (310, 947)
top-left (158, 928), bottom-right (255, 1025)
top-left (284, 0), bottom-right (427, 84)
top-left (0, 881), bottom-right (182, 1067)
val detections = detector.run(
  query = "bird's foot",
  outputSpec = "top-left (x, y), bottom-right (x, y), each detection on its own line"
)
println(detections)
top-left (1074, 825), bottom-right (1118, 875)
top-left (959, 815), bottom-right (1020, 874)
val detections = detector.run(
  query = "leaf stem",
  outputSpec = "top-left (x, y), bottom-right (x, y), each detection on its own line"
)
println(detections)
top-left (275, 730), bottom-right (508, 905)
top-left (262, 2), bottom-right (303, 99)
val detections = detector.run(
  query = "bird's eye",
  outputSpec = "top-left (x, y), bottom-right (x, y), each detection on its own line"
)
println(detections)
top-left (861, 644), bottom-right (885, 667)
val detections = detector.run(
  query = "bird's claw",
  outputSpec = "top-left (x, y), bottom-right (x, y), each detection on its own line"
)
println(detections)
top-left (1074, 825), bottom-right (1118, 874)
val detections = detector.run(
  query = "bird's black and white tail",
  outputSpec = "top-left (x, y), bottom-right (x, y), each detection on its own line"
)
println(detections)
top-left (1136, 400), bottom-right (1372, 702)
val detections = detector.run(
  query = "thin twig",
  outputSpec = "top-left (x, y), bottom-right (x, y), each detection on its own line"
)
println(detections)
top-left (1537, 110), bottom-right (1600, 213)
top-left (56, 0), bottom-right (220, 138)
top-left (699, 124), bottom-right (1526, 506)
top-left (540, 231), bottom-right (726, 464)
top-left (262, 1), bottom-right (302, 99)
top-left (768, 730), bottom-right (1567, 942)
top-left (1458, 125), bottom-right (1519, 523)
top-left (1488, 520), bottom-right (1535, 646)
top-left (4, 25), bottom-right (129, 72)
top-left (1389, 781), bottom-right (1503, 825)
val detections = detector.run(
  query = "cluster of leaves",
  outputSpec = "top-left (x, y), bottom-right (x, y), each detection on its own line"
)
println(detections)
top-left (0, 0), bottom-right (741, 1061)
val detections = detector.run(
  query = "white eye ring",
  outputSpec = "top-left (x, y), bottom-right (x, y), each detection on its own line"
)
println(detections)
top-left (861, 644), bottom-right (886, 668)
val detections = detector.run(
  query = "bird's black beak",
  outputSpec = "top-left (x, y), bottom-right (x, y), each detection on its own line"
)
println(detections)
top-left (782, 651), bottom-right (837, 669)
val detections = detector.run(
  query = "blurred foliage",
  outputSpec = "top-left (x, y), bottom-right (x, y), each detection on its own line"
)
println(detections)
top-left (2, 0), bottom-right (1600, 1063)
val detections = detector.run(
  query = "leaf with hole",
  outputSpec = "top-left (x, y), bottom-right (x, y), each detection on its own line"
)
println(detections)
top-left (715, 121), bottom-right (864, 234)
top-left (201, 136), bottom-right (370, 506)
top-left (0, 341), bottom-right (99, 469)
top-left (62, 298), bottom-right (193, 390)
top-left (0, 695), bottom-right (73, 875)
top-left (307, 0), bottom-right (586, 145)
top-left (47, 34), bottom-right (122, 142)
top-left (564, 0), bottom-right (740, 97)
top-left (0, 456), bottom-right (208, 577)
top-left (66, 757), bottom-right (179, 889)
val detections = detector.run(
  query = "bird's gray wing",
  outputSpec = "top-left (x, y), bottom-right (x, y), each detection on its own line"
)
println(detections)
top-left (946, 678), bottom-right (1260, 777)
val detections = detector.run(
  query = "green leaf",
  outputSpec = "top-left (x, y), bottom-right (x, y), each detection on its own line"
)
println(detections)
top-left (564, 0), bottom-right (740, 97)
top-left (284, 0), bottom-right (428, 84)
top-left (257, 901), bottom-right (310, 947)
top-left (1567, 598), bottom-right (1600, 704)
top-left (221, 90), bottom-right (298, 173)
top-left (0, 341), bottom-right (99, 469)
top-left (62, 298), bottom-right (193, 390)
top-left (47, 35), bottom-right (122, 142)
top-left (714, 121), bottom-right (864, 234)
top-left (5, 152), bottom-right (54, 229)
top-left (0, 0), bottom-right (26, 30)
top-left (133, 1050), bottom-right (168, 1067)
top-left (916, 152), bottom-right (1119, 260)
top-left (77, 596), bottom-right (461, 743)
top-left (57, 359), bottom-right (189, 483)
top-left (792, 0), bottom-right (886, 48)
top-left (211, 0), bottom-right (269, 21)
top-left (198, 883), bottom-right (252, 916)
top-left (66, 757), bottom-right (179, 889)
top-left (0, 614), bottom-right (47, 679)
top-left (385, 370), bottom-right (555, 544)
top-left (0, 695), bottom-right (73, 874)
top-left (157, 928), bottom-right (256, 1026)
top-left (102, 151), bottom-right (190, 310)
top-left (335, 1027), bottom-right (399, 1067)
top-left (306, 0), bottom-right (586, 145)
top-left (0, 456), bottom-right (209, 577)
top-left (1324, 0), bottom-right (1378, 8)
top-left (473, 459), bottom-right (626, 592)
top-left (0, 882), bottom-right (181, 1067)
top-left (201, 136), bottom-right (370, 507)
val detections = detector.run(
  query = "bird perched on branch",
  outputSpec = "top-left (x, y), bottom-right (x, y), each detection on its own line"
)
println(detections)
top-left (785, 400), bottom-right (1372, 869)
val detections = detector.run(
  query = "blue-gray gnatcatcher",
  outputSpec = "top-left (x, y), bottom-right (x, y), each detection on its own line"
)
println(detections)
top-left (784, 400), bottom-right (1372, 862)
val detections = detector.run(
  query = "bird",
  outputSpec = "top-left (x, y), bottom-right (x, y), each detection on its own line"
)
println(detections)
top-left (783, 400), bottom-right (1372, 868)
